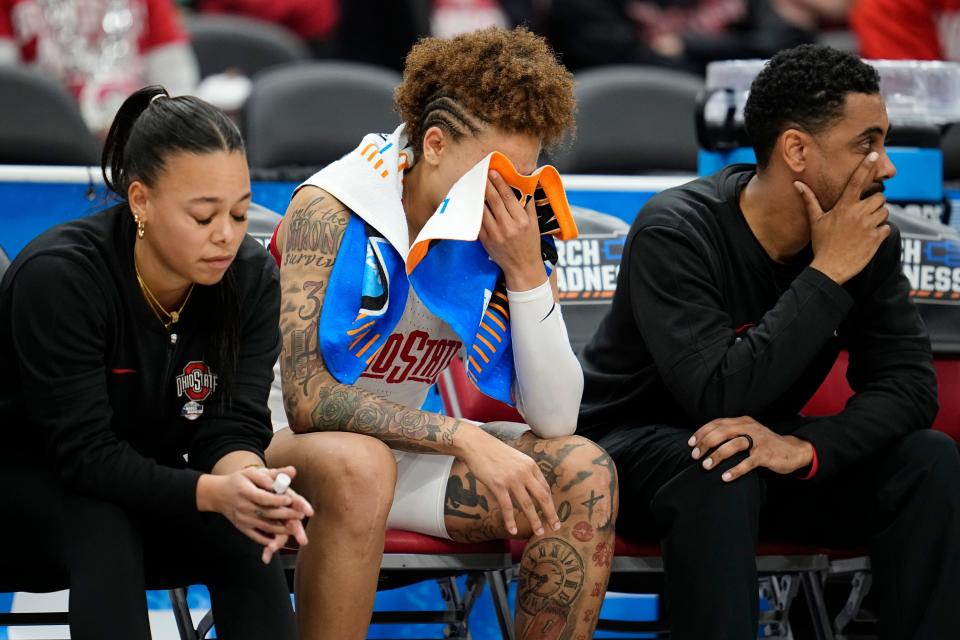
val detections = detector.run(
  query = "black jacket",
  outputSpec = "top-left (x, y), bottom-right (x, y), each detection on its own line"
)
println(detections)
top-left (0, 205), bottom-right (281, 515)
top-left (579, 164), bottom-right (938, 479)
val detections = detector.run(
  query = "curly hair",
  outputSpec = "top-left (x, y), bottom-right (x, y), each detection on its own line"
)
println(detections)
top-left (395, 27), bottom-right (576, 153)
top-left (744, 44), bottom-right (880, 167)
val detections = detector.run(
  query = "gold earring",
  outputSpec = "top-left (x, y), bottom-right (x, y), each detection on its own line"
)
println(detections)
top-left (134, 215), bottom-right (145, 239)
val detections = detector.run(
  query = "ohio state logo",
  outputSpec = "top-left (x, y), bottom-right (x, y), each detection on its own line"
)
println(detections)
top-left (176, 361), bottom-right (218, 401)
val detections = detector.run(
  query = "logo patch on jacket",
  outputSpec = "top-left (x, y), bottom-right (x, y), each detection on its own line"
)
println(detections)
top-left (176, 361), bottom-right (218, 420)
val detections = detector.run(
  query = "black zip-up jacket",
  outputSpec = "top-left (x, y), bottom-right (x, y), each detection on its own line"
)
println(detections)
top-left (579, 164), bottom-right (938, 480)
top-left (0, 205), bottom-right (281, 515)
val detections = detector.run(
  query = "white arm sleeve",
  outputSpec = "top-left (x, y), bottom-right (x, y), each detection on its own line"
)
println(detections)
top-left (508, 279), bottom-right (583, 438)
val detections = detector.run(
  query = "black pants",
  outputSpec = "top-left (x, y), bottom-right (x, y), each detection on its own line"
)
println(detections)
top-left (598, 424), bottom-right (960, 640)
top-left (0, 451), bottom-right (297, 640)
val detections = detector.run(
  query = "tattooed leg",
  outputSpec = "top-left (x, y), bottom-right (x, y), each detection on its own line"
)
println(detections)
top-left (443, 432), bottom-right (618, 640)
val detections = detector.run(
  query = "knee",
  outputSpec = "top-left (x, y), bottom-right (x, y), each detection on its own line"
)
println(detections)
top-left (898, 429), bottom-right (957, 466)
top-left (203, 512), bottom-right (270, 563)
top-left (897, 429), bottom-right (960, 491)
top-left (63, 495), bottom-right (141, 564)
top-left (654, 450), bottom-right (761, 524)
top-left (549, 435), bottom-right (619, 524)
top-left (303, 434), bottom-right (397, 523)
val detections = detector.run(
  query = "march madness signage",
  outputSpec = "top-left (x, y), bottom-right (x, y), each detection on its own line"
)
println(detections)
top-left (555, 233), bottom-right (626, 303)
top-left (557, 231), bottom-right (960, 306)
top-left (901, 233), bottom-right (960, 303)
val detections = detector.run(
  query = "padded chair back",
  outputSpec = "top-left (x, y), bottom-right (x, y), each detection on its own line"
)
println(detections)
top-left (187, 14), bottom-right (310, 78)
top-left (0, 66), bottom-right (99, 165)
top-left (551, 66), bottom-right (703, 175)
top-left (244, 61), bottom-right (401, 170)
top-left (802, 352), bottom-right (960, 442)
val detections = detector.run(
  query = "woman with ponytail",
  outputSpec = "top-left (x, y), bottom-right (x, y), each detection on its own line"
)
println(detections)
top-left (0, 86), bottom-right (305, 639)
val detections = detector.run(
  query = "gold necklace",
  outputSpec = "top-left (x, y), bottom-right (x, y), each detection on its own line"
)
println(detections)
top-left (134, 258), bottom-right (195, 330)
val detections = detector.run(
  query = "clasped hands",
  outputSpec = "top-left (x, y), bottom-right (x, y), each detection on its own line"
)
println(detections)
top-left (200, 465), bottom-right (314, 565)
top-left (688, 417), bottom-right (814, 482)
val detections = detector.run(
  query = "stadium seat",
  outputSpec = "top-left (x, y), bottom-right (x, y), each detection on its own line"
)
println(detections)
top-left (243, 61), bottom-right (402, 172)
top-left (0, 67), bottom-right (99, 166)
top-left (550, 66), bottom-right (703, 175)
top-left (803, 351), bottom-right (960, 441)
top-left (798, 351), bottom-right (960, 634)
top-left (508, 537), bottom-right (832, 638)
top-left (431, 215), bottom-right (912, 638)
top-left (186, 14), bottom-right (310, 79)
top-left (439, 357), bottom-right (835, 639)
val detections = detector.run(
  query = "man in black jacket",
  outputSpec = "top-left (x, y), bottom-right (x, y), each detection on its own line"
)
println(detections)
top-left (579, 44), bottom-right (960, 639)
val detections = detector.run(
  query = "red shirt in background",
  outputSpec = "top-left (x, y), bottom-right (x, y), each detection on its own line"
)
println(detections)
top-left (851, 0), bottom-right (960, 61)
top-left (0, 0), bottom-right (186, 72)
top-left (0, 0), bottom-right (187, 128)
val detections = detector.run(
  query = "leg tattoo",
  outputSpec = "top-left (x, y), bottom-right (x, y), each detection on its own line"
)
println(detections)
top-left (444, 472), bottom-right (489, 520)
top-left (519, 538), bottom-right (585, 640)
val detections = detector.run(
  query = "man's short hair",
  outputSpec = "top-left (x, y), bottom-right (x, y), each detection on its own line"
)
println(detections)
top-left (744, 44), bottom-right (880, 167)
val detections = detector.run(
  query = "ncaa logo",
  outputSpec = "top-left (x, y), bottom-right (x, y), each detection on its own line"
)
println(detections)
top-left (176, 361), bottom-right (218, 401)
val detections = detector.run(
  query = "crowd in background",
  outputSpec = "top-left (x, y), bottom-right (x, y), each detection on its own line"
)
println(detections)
top-left (0, 0), bottom-right (957, 134)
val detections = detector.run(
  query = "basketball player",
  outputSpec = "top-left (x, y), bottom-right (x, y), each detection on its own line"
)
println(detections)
top-left (267, 27), bottom-right (618, 640)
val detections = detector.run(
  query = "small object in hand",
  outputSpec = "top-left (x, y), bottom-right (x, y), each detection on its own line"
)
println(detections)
top-left (741, 434), bottom-right (754, 451)
top-left (272, 472), bottom-right (292, 495)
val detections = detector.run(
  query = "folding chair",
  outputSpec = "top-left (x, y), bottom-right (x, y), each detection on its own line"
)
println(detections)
top-left (243, 61), bottom-right (401, 172)
top-left (500, 537), bottom-right (833, 640)
top-left (186, 14), bottom-right (310, 79)
top-left (439, 356), bottom-right (836, 639)
top-left (0, 66), bottom-right (99, 166)
top-left (549, 66), bottom-right (703, 174)
top-left (800, 351), bottom-right (960, 638)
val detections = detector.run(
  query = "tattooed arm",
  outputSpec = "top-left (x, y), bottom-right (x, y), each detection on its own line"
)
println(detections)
top-left (278, 185), bottom-right (468, 453)
top-left (279, 186), bottom-right (560, 533)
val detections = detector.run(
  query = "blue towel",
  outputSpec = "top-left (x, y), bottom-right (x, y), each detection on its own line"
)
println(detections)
top-left (319, 217), bottom-right (409, 384)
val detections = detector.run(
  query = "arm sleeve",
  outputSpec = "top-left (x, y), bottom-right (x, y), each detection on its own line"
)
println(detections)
top-left (11, 255), bottom-right (200, 515)
top-left (508, 279), bottom-right (583, 438)
top-left (792, 229), bottom-right (938, 479)
top-left (630, 223), bottom-right (854, 426)
top-left (188, 258), bottom-right (281, 472)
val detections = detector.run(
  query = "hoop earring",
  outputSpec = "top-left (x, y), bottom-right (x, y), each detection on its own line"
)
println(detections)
top-left (134, 215), bottom-right (145, 239)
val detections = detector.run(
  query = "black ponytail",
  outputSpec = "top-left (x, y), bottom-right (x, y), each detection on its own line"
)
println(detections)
top-left (102, 86), bottom-right (247, 402)
top-left (102, 85), bottom-right (245, 196)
